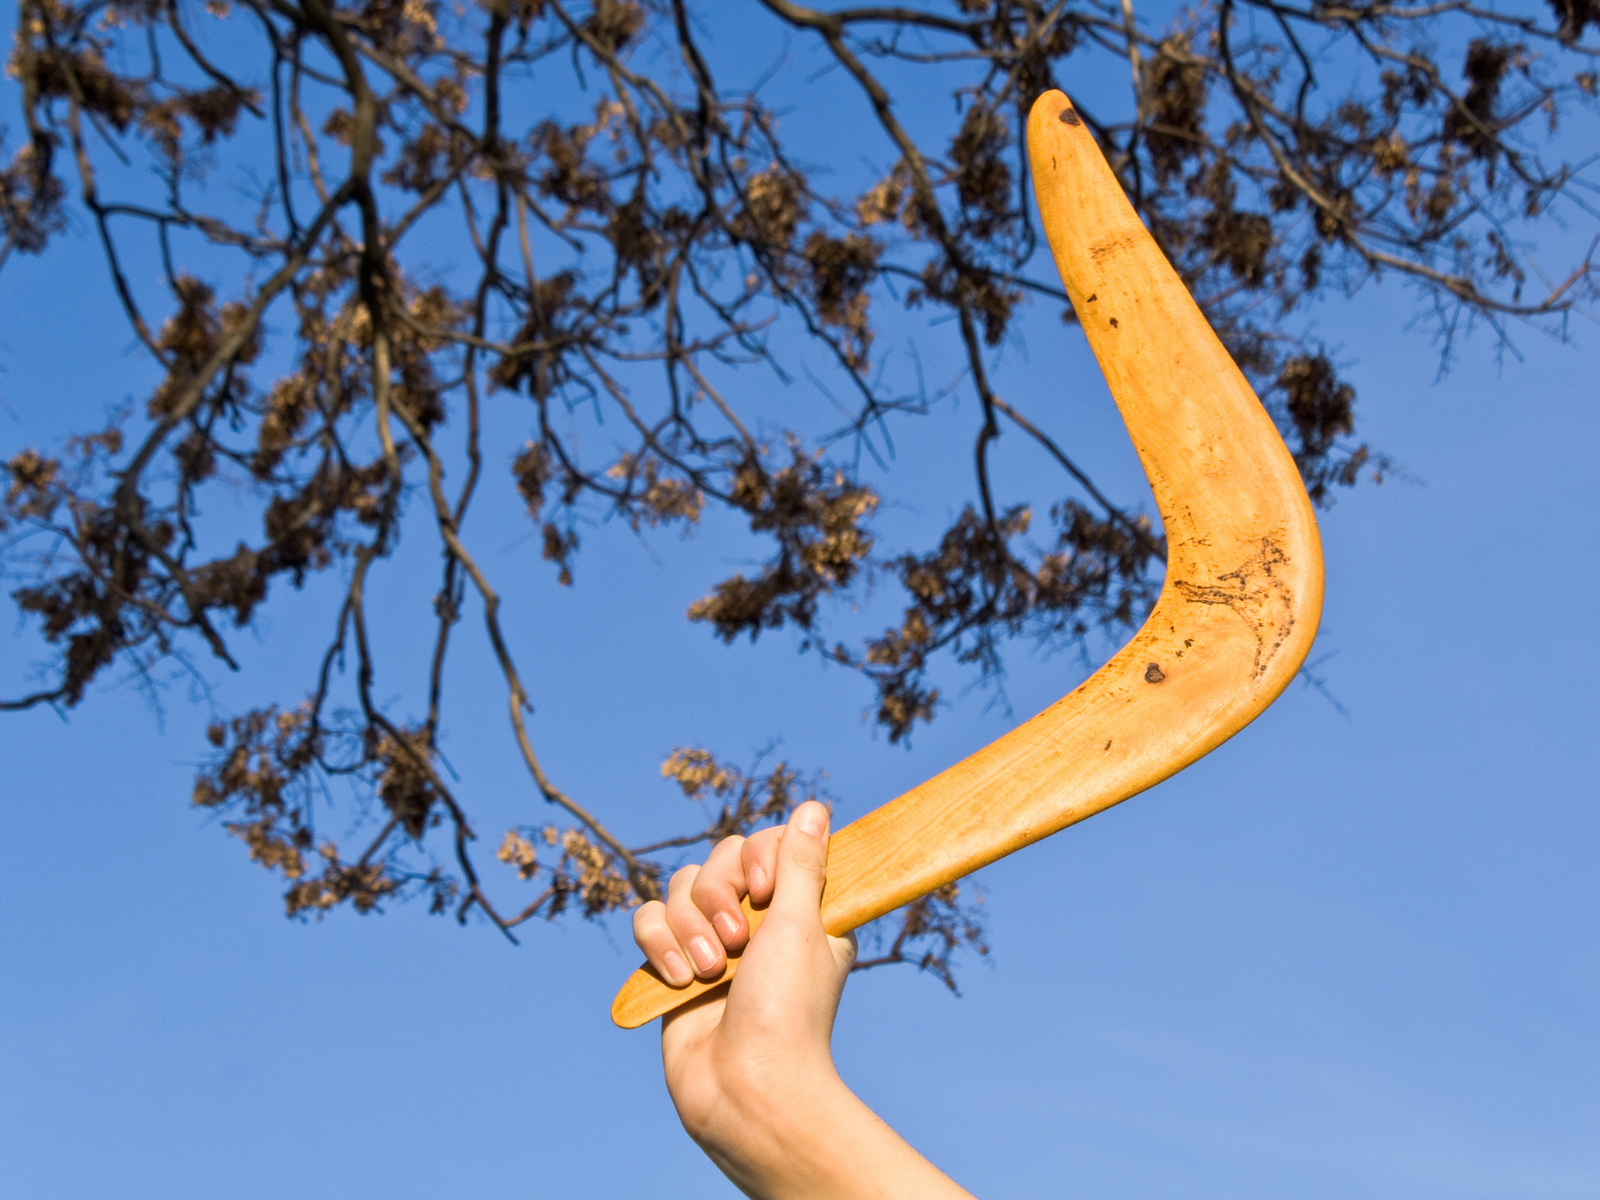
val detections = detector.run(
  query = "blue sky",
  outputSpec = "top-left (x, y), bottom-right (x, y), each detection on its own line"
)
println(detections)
top-left (3, 6), bottom-right (1598, 1198)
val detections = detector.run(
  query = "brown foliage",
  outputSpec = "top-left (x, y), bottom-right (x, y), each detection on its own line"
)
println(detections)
top-left (2, 0), bottom-right (1594, 984)
top-left (689, 447), bottom-right (878, 642)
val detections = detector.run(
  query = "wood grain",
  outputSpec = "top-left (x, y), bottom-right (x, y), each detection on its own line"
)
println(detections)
top-left (611, 89), bottom-right (1324, 1029)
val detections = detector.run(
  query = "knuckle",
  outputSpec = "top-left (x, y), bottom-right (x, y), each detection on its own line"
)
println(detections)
top-left (632, 904), bottom-right (668, 951)
top-left (667, 864), bottom-right (699, 899)
top-left (665, 887), bottom-right (708, 934)
top-left (632, 899), bottom-right (665, 930)
top-left (669, 864), bottom-right (699, 889)
top-left (688, 873), bottom-right (725, 911)
top-left (785, 838), bottom-right (826, 876)
top-left (665, 893), bottom-right (697, 925)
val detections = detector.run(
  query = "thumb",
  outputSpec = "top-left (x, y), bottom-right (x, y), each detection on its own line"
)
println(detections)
top-left (769, 800), bottom-right (830, 923)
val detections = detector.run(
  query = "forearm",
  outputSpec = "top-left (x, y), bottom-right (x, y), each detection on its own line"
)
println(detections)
top-left (697, 1069), bottom-right (975, 1200)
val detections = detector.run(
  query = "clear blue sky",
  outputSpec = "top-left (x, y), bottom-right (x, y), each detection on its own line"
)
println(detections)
top-left (2, 8), bottom-right (1597, 1199)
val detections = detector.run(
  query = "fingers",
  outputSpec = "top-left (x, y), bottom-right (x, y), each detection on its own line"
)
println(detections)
top-left (632, 833), bottom-right (759, 986)
top-left (632, 897), bottom-right (692, 987)
top-left (630, 812), bottom-right (828, 989)
top-left (632, 863), bottom-right (720, 986)
top-left (741, 825), bottom-right (784, 906)
top-left (689, 835), bottom-right (752, 953)
top-left (666, 862), bottom-right (727, 980)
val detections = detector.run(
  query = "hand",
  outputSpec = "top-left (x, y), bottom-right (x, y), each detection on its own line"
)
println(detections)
top-left (631, 801), bottom-right (976, 1200)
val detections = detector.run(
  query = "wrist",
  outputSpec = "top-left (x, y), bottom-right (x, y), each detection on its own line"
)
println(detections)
top-left (693, 1061), bottom-right (858, 1197)
top-left (705, 1068), bottom-right (975, 1200)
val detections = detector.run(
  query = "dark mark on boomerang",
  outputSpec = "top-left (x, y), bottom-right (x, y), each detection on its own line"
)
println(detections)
top-left (1173, 538), bottom-right (1295, 679)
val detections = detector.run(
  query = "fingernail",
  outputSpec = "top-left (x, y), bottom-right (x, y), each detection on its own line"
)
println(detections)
top-left (713, 911), bottom-right (741, 943)
top-left (662, 949), bottom-right (690, 986)
top-left (794, 803), bottom-right (828, 838)
top-left (688, 936), bottom-right (718, 974)
top-left (748, 863), bottom-right (767, 893)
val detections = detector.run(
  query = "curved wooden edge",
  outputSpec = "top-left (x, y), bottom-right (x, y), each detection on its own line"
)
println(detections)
top-left (610, 88), bottom-right (1324, 1031)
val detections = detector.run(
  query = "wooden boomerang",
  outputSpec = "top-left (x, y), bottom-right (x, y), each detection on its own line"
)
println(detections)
top-left (610, 88), bottom-right (1324, 1029)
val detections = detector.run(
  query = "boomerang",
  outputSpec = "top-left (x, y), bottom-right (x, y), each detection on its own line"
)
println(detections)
top-left (610, 88), bottom-right (1324, 1029)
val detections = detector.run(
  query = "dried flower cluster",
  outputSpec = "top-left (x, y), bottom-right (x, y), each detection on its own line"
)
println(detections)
top-left (3, 0), bottom-right (1594, 982)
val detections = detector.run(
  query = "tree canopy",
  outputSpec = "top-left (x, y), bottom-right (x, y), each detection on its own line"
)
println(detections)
top-left (3, 0), bottom-right (1595, 973)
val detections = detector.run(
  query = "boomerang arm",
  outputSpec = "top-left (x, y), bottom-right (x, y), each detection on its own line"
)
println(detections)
top-left (609, 89), bottom-right (1323, 1029)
